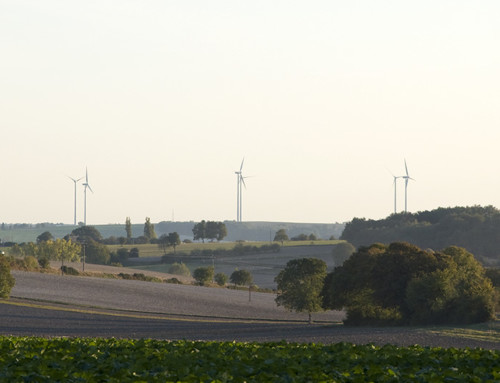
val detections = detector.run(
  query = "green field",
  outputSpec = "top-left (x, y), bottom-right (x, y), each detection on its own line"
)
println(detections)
top-left (1, 337), bottom-right (498, 382)
top-left (109, 240), bottom-right (341, 258)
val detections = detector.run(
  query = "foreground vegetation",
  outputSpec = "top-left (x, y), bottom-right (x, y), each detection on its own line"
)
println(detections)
top-left (0, 337), bottom-right (498, 382)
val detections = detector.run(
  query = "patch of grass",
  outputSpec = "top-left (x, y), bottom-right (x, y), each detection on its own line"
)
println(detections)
top-left (428, 319), bottom-right (500, 343)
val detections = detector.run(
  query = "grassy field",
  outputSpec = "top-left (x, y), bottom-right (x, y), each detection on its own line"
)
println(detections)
top-left (109, 240), bottom-right (342, 258)
top-left (124, 241), bottom-right (340, 289)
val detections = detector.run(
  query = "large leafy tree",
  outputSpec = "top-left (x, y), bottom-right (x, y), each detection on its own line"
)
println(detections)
top-left (275, 258), bottom-right (327, 324)
top-left (167, 232), bottom-right (181, 254)
top-left (230, 269), bottom-right (253, 286)
top-left (273, 229), bottom-right (289, 245)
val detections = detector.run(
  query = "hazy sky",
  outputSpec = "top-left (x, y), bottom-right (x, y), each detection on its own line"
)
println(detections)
top-left (1, 1), bottom-right (499, 225)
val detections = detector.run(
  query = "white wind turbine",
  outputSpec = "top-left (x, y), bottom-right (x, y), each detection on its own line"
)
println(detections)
top-left (68, 175), bottom-right (83, 225)
top-left (234, 158), bottom-right (250, 222)
top-left (82, 168), bottom-right (93, 225)
top-left (402, 159), bottom-right (415, 213)
top-left (235, 159), bottom-right (244, 222)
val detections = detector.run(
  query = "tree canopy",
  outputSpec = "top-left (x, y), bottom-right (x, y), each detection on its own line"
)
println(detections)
top-left (230, 269), bottom-right (253, 286)
top-left (71, 226), bottom-right (103, 243)
top-left (36, 231), bottom-right (54, 243)
top-left (275, 258), bottom-right (327, 323)
top-left (273, 229), bottom-right (289, 245)
top-left (321, 242), bottom-right (496, 326)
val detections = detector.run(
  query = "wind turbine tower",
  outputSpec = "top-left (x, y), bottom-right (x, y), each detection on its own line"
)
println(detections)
top-left (235, 158), bottom-right (248, 222)
top-left (402, 159), bottom-right (415, 213)
top-left (68, 175), bottom-right (83, 225)
top-left (82, 168), bottom-right (93, 225)
top-left (235, 159), bottom-right (243, 222)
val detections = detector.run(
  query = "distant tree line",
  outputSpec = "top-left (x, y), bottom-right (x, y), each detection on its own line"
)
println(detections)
top-left (341, 205), bottom-right (500, 264)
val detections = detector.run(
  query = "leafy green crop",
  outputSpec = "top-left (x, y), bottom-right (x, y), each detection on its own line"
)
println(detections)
top-left (0, 337), bottom-right (499, 382)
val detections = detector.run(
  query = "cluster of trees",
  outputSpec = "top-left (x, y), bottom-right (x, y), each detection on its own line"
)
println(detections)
top-left (273, 229), bottom-right (335, 245)
top-left (192, 221), bottom-right (227, 242)
top-left (9, 238), bottom-right (81, 267)
top-left (276, 242), bottom-right (497, 326)
top-left (192, 266), bottom-right (253, 289)
top-left (341, 205), bottom-right (500, 264)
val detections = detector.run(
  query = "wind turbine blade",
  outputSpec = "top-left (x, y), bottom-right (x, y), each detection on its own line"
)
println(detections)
top-left (240, 157), bottom-right (245, 172)
top-left (404, 159), bottom-right (409, 177)
top-left (240, 175), bottom-right (247, 189)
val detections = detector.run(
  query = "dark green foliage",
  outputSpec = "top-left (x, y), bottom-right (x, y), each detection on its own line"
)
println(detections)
top-left (193, 266), bottom-right (214, 285)
top-left (37, 257), bottom-right (50, 269)
top-left (84, 240), bottom-right (111, 265)
top-left (36, 231), bottom-right (53, 243)
top-left (192, 220), bottom-right (207, 242)
top-left (110, 247), bottom-right (131, 264)
top-left (129, 247), bottom-right (139, 258)
top-left (0, 254), bottom-right (15, 298)
top-left (485, 268), bottom-right (500, 287)
top-left (60, 266), bottom-right (80, 276)
top-left (230, 269), bottom-right (253, 286)
top-left (71, 226), bottom-right (103, 242)
top-left (275, 258), bottom-right (327, 323)
top-left (214, 272), bottom-right (228, 286)
top-left (2, 338), bottom-right (499, 382)
top-left (322, 242), bottom-right (496, 326)
top-left (406, 246), bottom-right (497, 325)
top-left (341, 205), bottom-right (500, 262)
top-left (193, 221), bottom-right (227, 242)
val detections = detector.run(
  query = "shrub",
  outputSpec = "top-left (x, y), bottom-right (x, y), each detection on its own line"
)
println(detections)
top-left (168, 262), bottom-right (191, 277)
top-left (129, 248), bottom-right (140, 258)
top-left (0, 254), bottom-right (15, 298)
top-left (193, 266), bottom-right (214, 286)
top-left (345, 304), bottom-right (403, 326)
top-left (60, 266), bottom-right (80, 276)
top-left (24, 256), bottom-right (39, 270)
top-left (38, 257), bottom-right (50, 269)
top-left (230, 269), bottom-right (253, 286)
top-left (165, 277), bottom-right (182, 284)
top-left (214, 272), bottom-right (228, 286)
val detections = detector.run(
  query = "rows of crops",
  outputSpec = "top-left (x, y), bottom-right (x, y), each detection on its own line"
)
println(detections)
top-left (1, 337), bottom-right (499, 382)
